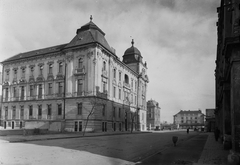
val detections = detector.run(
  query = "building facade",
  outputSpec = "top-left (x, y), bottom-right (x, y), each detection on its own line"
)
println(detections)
top-left (1, 17), bottom-right (149, 132)
top-left (173, 110), bottom-right (204, 129)
top-left (146, 99), bottom-right (161, 130)
top-left (205, 109), bottom-right (215, 132)
top-left (215, 0), bottom-right (240, 153)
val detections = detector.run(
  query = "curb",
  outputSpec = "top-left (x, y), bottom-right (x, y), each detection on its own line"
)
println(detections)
top-left (8, 131), bottom-right (152, 143)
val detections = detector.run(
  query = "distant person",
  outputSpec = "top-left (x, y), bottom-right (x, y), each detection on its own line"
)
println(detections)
top-left (187, 128), bottom-right (189, 134)
top-left (214, 127), bottom-right (220, 141)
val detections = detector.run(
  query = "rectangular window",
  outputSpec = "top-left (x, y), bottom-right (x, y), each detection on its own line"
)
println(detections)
top-left (38, 84), bottom-right (42, 98)
top-left (77, 103), bottom-right (82, 115)
top-left (20, 106), bottom-right (24, 118)
top-left (113, 69), bottom-right (116, 79)
top-left (102, 105), bottom-right (105, 116)
top-left (21, 86), bottom-right (24, 99)
top-left (78, 58), bottom-right (83, 68)
top-left (119, 89), bottom-right (121, 99)
top-left (58, 104), bottom-right (62, 115)
top-left (49, 64), bottom-right (53, 74)
top-left (119, 72), bottom-right (121, 81)
top-left (47, 104), bottom-right (52, 116)
top-left (77, 79), bottom-right (83, 94)
top-left (14, 70), bottom-right (17, 79)
top-left (5, 107), bottom-right (8, 119)
top-left (22, 68), bottom-right (25, 78)
top-left (103, 81), bottom-right (107, 93)
top-left (39, 66), bottom-right (43, 75)
top-left (113, 107), bottom-right (115, 118)
top-left (30, 67), bottom-right (34, 76)
top-left (6, 71), bottom-right (9, 80)
top-left (59, 62), bottom-right (63, 73)
top-left (58, 82), bottom-right (63, 94)
top-left (29, 105), bottom-right (33, 117)
top-left (13, 87), bottom-right (17, 97)
top-left (30, 85), bottom-right (34, 97)
top-left (12, 106), bottom-right (16, 119)
top-left (119, 108), bottom-right (121, 118)
top-left (38, 105), bottom-right (42, 116)
top-left (48, 83), bottom-right (53, 95)
top-left (113, 86), bottom-right (116, 98)
top-left (5, 88), bottom-right (9, 100)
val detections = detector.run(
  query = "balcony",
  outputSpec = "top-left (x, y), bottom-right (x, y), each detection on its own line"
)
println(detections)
top-left (38, 115), bottom-right (42, 120)
top-left (74, 91), bottom-right (85, 97)
top-left (47, 115), bottom-right (52, 120)
top-left (123, 82), bottom-right (130, 89)
top-left (56, 93), bottom-right (64, 98)
top-left (74, 67), bottom-right (85, 76)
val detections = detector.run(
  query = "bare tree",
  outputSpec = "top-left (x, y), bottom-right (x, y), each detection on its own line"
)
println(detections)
top-left (83, 97), bottom-right (106, 136)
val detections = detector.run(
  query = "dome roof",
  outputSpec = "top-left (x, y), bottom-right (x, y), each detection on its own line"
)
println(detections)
top-left (124, 39), bottom-right (141, 56)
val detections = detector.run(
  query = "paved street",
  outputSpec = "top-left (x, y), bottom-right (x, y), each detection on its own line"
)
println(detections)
top-left (0, 130), bottom-right (213, 165)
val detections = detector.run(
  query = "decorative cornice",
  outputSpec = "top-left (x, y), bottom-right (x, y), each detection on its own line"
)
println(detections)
top-left (20, 66), bottom-right (26, 69)
top-left (57, 59), bottom-right (64, 63)
top-left (29, 64), bottom-right (35, 68)
top-left (47, 61), bottom-right (54, 65)
top-left (38, 63), bottom-right (44, 66)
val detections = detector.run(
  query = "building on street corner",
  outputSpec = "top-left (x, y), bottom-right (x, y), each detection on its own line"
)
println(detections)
top-left (215, 0), bottom-right (240, 154)
top-left (173, 110), bottom-right (204, 129)
top-left (146, 99), bottom-right (161, 130)
top-left (0, 16), bottom-right (149, 133)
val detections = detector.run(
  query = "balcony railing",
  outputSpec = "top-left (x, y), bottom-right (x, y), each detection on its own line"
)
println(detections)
top-left (29, 116), bottom-right (34, 120)
top-left (38, 115), bottom-right (42, 120)
top-left (47, 115), bottom-right (52, 119)
top-left (123, 82), bottom-right (130, 89)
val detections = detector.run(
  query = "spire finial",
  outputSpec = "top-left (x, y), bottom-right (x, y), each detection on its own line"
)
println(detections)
top-left (131, 39), bottom-right (134, 46)
top-left (90, 15), bottom-right (93, 22)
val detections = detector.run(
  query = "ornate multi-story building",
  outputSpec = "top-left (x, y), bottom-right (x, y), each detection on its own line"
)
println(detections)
top-left (1, 17), bottom-right (149, 132)
top-left (146, 99), bottom-right (161, 130)
top-left (215, 0), bottom-right (240, 153)
top-left (173, 110), bottom-right (204, 129)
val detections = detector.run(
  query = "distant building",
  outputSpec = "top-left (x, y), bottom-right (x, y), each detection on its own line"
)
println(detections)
top-left (173, 110), bottom-right (204, 129)
top-left (205, 109), bottom-right (215, 132)
top-left (0, 17), bottom-right (149, 132)
top-left (147, 100), bottom-right (160, 130)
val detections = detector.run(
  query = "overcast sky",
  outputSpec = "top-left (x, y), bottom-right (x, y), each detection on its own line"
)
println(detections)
top-left (0, 0), bottom-right (220, 123)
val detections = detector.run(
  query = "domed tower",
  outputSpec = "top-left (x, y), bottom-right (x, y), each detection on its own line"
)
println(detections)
top-left (123, 39), bottom-right (143, 73)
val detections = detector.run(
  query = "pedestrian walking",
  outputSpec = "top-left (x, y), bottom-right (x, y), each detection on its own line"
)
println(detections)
top-left (214, 127), bottom-right (220, 141)
top-left (187, 128), bottom-right (189, 134)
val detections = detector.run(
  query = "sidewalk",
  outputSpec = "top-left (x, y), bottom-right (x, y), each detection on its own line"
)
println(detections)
top-left (0, 130), bottom-right (151, 143)
top-left (194, 132), bottom-right (229, 165)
